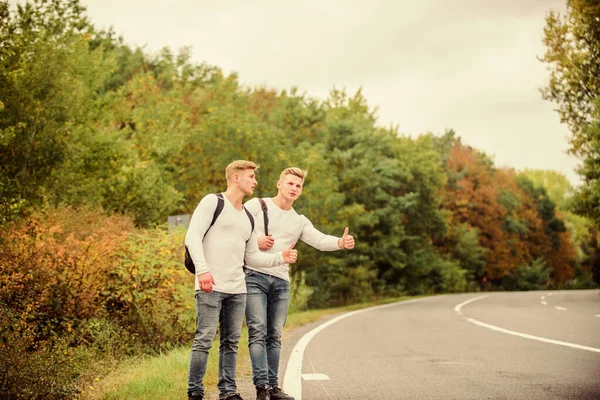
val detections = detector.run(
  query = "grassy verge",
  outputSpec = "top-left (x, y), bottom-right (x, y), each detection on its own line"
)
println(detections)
top-left (85, 296), bottom-right (413, 400)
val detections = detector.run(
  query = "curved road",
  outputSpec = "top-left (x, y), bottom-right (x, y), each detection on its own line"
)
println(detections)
top-left (283, 290), bottom-right (600, 400)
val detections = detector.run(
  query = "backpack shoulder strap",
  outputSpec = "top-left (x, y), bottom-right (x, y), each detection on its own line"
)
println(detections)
top-left (257, 198), bottom-right (269, 236)
top-left (204, 193), bottom-right (225, 239)
top-left (244, 206), bottom-right (255, 235)
top-left (185, 193), bottom-right (225, 274)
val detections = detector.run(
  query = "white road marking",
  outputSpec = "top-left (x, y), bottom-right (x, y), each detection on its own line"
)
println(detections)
top-left (595, 314), bottom-right (600, 318)
top-left (455, 296), bottom-right (600, 353)
top-left (548, 292), bottom-right (553, 296)
top-left (541, 301), bottom-right (548, 305)
top-left (555, 306), bottom-right (567, 311)
top-left (283, 297), bottom-right (431, 400)
top-left (541, 296), bottom-right (545, 300)
top-left (302, 373), bottom-right (330, 381)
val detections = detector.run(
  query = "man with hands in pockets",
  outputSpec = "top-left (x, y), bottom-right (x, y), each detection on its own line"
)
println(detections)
top-left (244, 167), bottom-right (355, 400)
top-left (185, 160), bottom-right (298, 400)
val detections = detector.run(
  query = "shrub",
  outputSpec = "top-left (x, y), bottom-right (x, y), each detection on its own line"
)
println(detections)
top-left (501, 258), bottom-right (550, 291)
top-left (0, 207), bottom-right (134, 339)
top-left (101, 226), bottom-right (194, 352)
top-left (0, 306), bottom-right (90, 400)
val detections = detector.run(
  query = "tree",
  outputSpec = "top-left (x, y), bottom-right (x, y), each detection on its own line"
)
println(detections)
top-left (541, 0), bottom-right (600, 153)
top-left (0, 0), bottom-right (93, 220)
top-left (541, 0), bottom-right (600, 226)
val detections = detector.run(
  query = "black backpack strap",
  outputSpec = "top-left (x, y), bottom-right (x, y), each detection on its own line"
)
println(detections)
top-left (244, 206), bottom-right (254, 241)
top-left (185, 193), bottom-right (225, 274)
top-left (258, 198), bottom-right (269, 236)
top-left (206, 193), bottom-right (225, 238)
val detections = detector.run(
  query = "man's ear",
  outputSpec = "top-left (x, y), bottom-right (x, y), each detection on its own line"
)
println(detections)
top-left (276, 179), bottom-right (281, 189)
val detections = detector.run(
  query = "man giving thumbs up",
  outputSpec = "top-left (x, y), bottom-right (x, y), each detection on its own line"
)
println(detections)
top-left (243, 167), bottom-right (356, 400)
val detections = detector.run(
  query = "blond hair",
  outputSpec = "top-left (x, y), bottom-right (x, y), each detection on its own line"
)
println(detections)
top-left (226, 160), bottom-right (259, 182)
top-left (279, 167), bottom-right (308, 181)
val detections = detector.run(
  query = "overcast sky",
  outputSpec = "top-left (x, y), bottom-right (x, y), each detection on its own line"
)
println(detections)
top-left (79, 0), bottom-right (580, 185)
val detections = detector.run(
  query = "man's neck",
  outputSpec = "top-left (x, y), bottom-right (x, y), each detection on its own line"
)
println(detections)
top-left (272, 194), bottom-right (294, 211)
top-left (224, 188), bottom-right (245, 210)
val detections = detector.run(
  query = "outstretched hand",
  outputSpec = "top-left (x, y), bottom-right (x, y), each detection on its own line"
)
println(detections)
top-left (282, 242), bottom-right (298, 264)
top-left (338, 227), bottom-right (355, 250)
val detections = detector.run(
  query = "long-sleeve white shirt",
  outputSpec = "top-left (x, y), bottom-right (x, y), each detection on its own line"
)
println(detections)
top-left (244, 197), bottom-right (340, 282)
top-left (185, 193), bottom-right (286, 294)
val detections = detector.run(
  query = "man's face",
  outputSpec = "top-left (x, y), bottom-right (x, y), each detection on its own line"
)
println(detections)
top-left (237, 169), bottom-right (257, 195)
top-left (278, 174), bottom-right (303, 201)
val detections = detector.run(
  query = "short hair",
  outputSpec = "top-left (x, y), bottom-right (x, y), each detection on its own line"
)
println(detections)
top-left (226, 160), bottom-right (259, 182)
top-left (279, 167), bottom-right (308, 181)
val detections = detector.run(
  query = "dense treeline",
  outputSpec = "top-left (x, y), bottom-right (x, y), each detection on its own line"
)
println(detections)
top-left (1, 0), bottom-right (598, 398)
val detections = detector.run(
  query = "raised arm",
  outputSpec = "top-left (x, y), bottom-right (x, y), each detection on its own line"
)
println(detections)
top-left (300, 217), bottom-right (354, 251)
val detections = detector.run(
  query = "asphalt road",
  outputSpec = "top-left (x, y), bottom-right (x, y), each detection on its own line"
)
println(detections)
top-left (286, 290), bottom-right (600, 400)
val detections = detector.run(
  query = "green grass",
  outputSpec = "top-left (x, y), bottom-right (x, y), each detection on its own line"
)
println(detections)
top-left (85, 296), bottom-right (413, 400)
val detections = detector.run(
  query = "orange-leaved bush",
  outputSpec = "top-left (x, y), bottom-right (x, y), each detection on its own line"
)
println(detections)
top-left (0, 207), bottom-right (134, 339)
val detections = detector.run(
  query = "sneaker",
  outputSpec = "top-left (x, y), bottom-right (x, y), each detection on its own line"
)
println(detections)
top-left (269, 387), bottom-right (294, 400)
top-left (221, 394), bottom-right (244, 400)
top-left (256, 385), bottom-right (270, 400)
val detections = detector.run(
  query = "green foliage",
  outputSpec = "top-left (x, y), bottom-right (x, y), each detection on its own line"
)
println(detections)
top-left (541, 1), bottom-right (600, 227)
top-left (519, 169), bottom-right (574, 209)
top-left (541, 0), bottom-right (600, 153)
top-left (288, 272), bottom-right (314, 313)
top-left (0, 0), bottom-right (95, 216)
top-left (448, 224), bottom-right (488, 282)
top-left (501, 258), bottom-right (551, 291)
top-left (516, 175), bottom-right (566, 248)
top-left (103, 226), bottom-right (193, 351)
top-left (0, 305), bottom-right (92, 400)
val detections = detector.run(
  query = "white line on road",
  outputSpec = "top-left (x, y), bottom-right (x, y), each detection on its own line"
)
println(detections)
top-left (541, 296), bottom-right (545, 300)
top-left (595, 314), bottom-right (600, 318)
top-left (555, 306), bottom-right (567, 311)
top-left (283, 297), bottom-right (431, 400)
top-left (302, 373), bottom-right (330, 381)
top-left (455, 296), bottom-right (600, 353)
top-left (541, 301), bottom-right (548, 305)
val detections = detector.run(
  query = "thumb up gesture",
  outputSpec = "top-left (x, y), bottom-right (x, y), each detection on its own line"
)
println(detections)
top-left (338, 227), bottom-right (355, 250)
top-left (283, 242), bottom-right (298, 264)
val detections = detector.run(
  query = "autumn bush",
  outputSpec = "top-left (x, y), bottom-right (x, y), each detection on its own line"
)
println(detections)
top-left (0, 207), bottom-right (195, 397)
top-left (0, 305), bottom-right (92, 400)
top-left (101, 225), bottom-right (194, 352)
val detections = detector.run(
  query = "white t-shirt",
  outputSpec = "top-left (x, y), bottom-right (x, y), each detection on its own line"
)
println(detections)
top-left (185, 194), bottom-right (285, 294)
top-left (244, 197), bottom-right (340, 282)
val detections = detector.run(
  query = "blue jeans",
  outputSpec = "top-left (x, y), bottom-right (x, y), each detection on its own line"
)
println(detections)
top-left (188, 290), bottom-right (246, 398)
top-left (245, 268), bottom-right (291, 388)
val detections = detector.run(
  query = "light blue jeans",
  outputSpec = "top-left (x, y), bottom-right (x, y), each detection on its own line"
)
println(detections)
top-left (188, 290), bottom-right (246, 398)
top-left (245, 268), bottom-right (291, 388)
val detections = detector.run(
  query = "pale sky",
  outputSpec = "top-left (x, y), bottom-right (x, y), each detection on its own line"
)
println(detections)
top-left (79, 0), bottom-right (581, 186)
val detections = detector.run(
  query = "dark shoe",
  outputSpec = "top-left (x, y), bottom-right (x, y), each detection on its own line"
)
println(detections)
top-left (221, 394), bottom-right (244, 400)
top-left (188, 395), bottom-right (203, 400)
top-left (269, 387), bottom-right (294, 400)
top-left (256, 384), bottom-right (270, 400)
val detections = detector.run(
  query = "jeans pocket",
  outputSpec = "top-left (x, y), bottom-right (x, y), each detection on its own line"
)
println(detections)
top-left (196, 290), bottom-right (219, 308)
top-left (243, 267), bottom-right (255, 276)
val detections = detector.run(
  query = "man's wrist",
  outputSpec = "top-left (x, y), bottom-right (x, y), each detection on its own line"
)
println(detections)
top-left (338, 238), bottom-right (344, 249)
